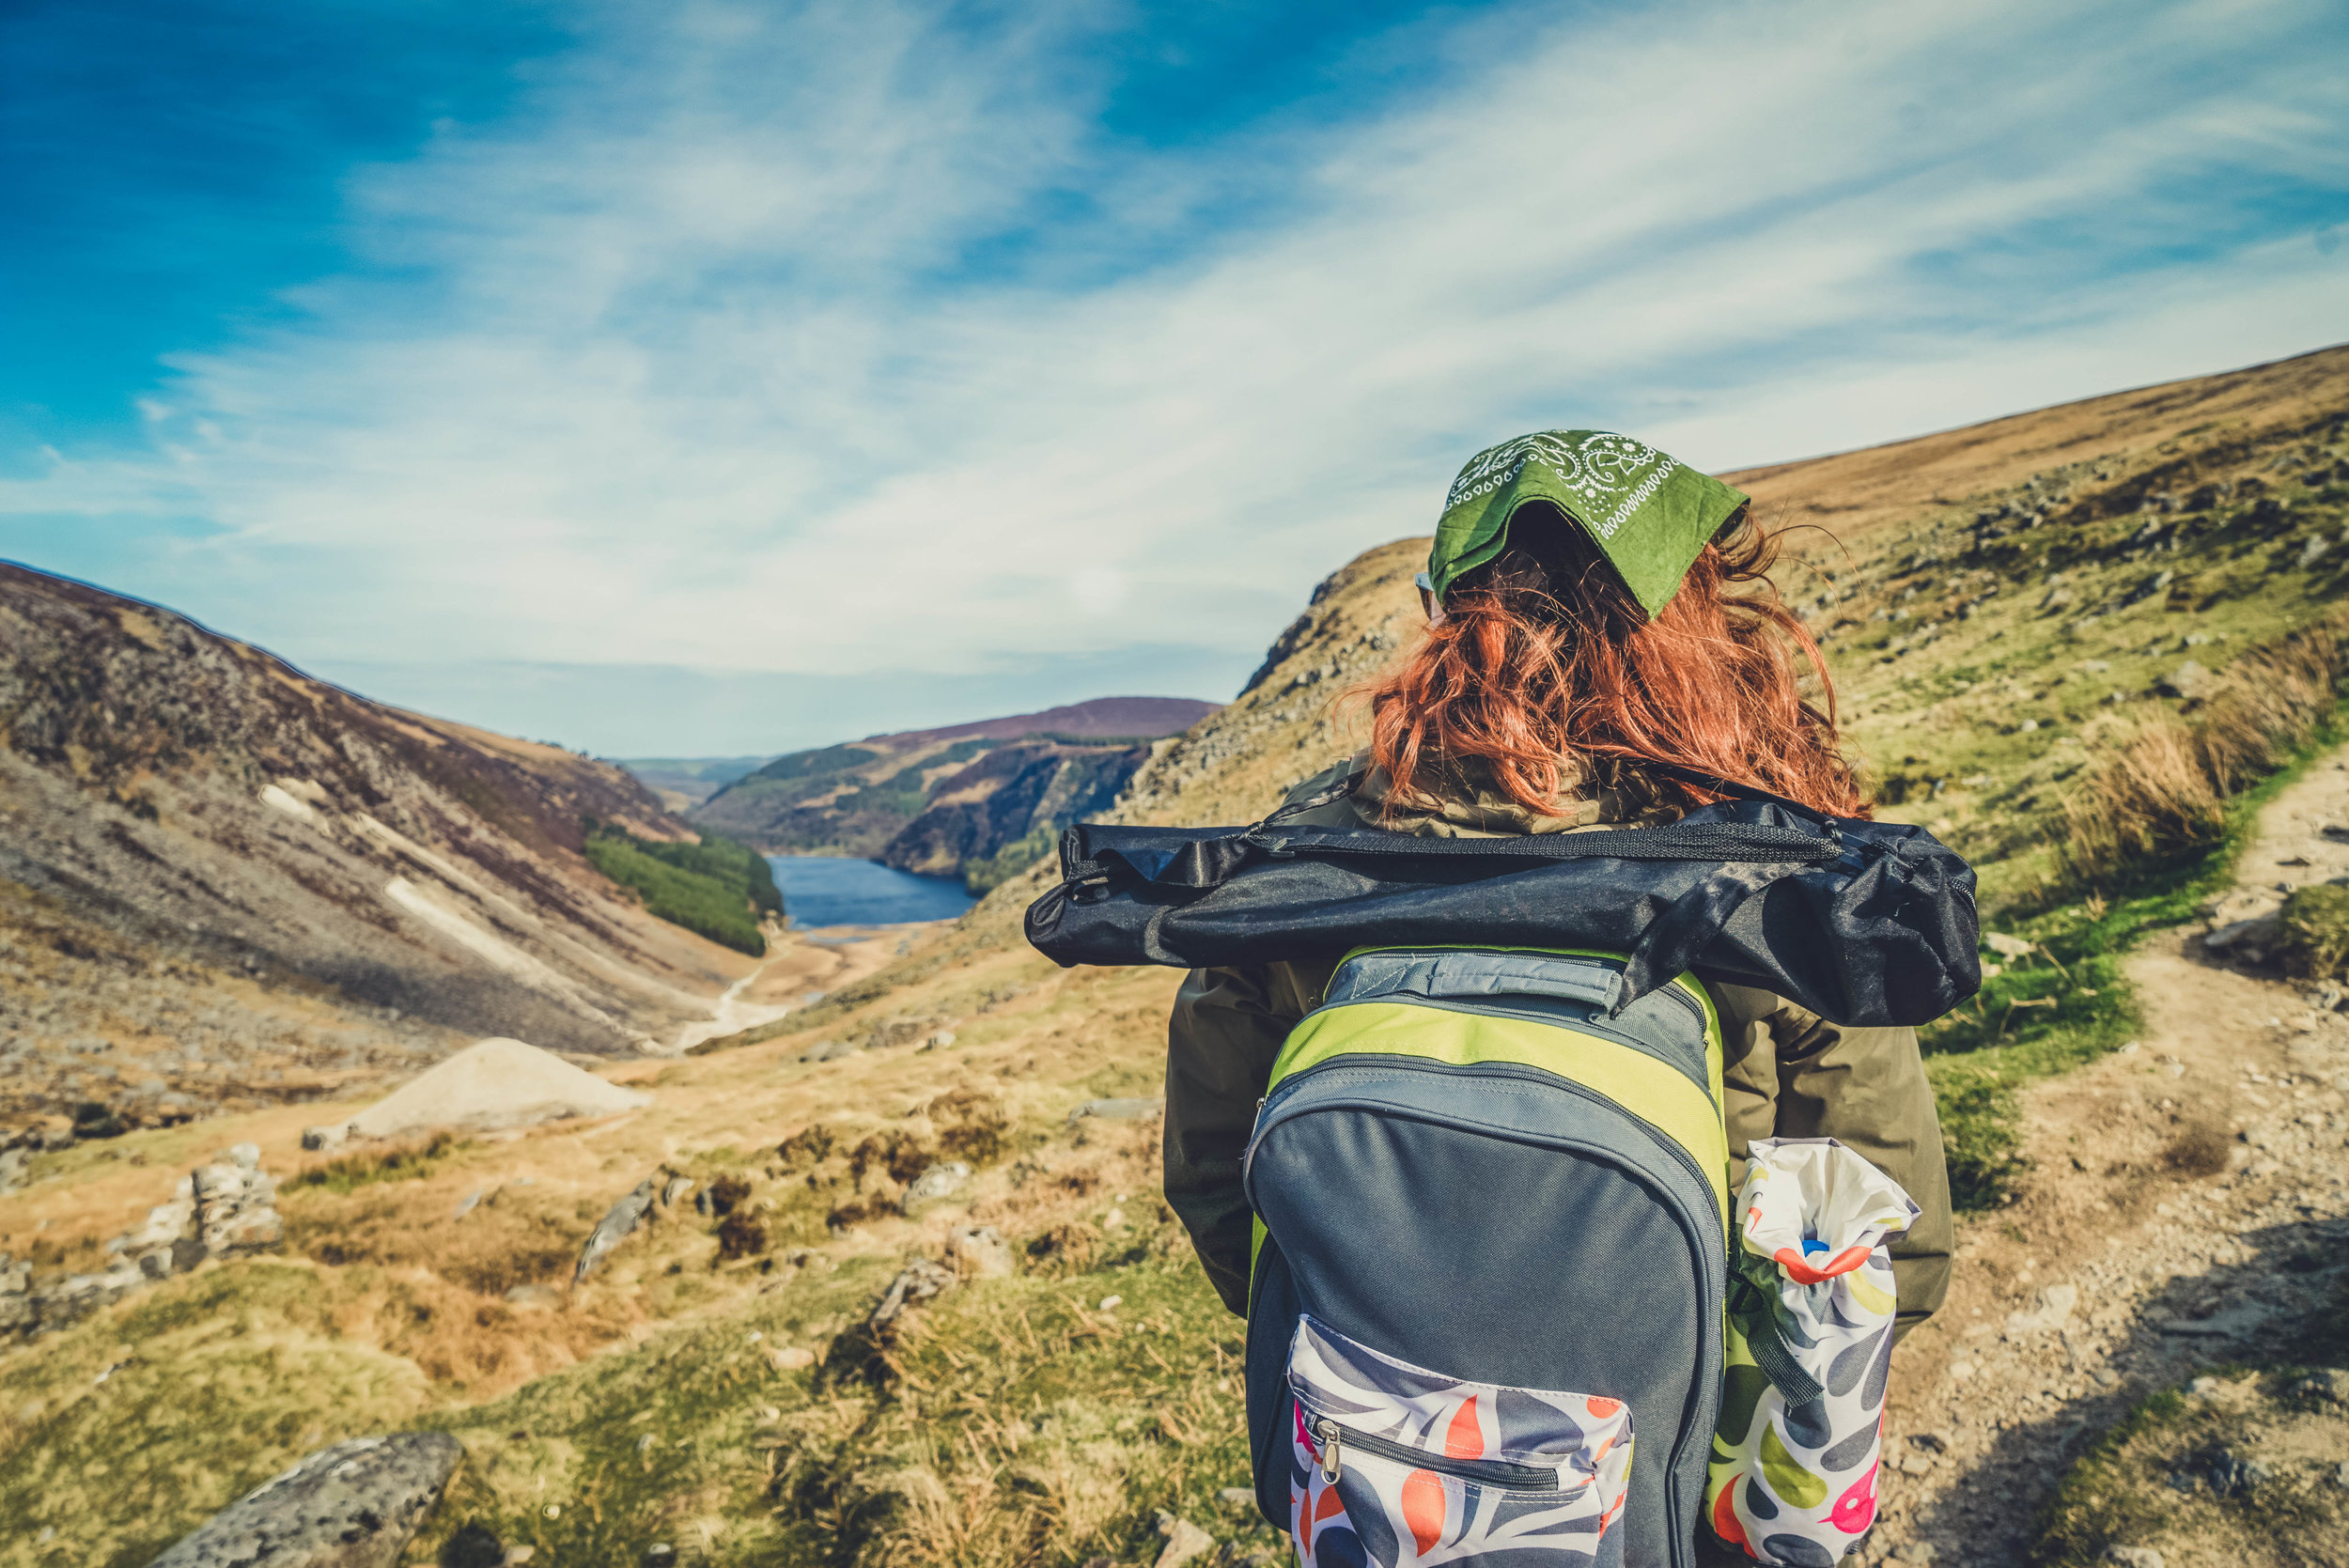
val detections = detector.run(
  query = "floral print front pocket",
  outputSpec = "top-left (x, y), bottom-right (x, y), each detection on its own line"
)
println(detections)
top-left (1286, 1315), bottom-right (1634, 1567)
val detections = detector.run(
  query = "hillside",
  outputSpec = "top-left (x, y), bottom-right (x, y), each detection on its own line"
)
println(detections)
top-left (4, 346), bottom-right (2347, 1568)
top-left (0, 565), bottom-right (763, 1128)
top-left (1113, 344), bottom-right (2349, 881)
top-left (685, 696), bottom-right (1220, 891)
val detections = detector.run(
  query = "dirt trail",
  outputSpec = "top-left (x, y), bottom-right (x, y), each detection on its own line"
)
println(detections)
top-left (1864, 751), bottom-right (2349, 1566)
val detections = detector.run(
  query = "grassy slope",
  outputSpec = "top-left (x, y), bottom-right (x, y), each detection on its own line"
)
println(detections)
top-left (5, 346), bottom-right (2348, 1566)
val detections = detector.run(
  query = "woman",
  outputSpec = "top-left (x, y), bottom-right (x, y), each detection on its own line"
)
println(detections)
top-left (1161, 428), bottom-right (1952, 1344)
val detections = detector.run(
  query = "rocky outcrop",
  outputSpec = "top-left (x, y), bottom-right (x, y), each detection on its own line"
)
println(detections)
top-left (148, 1432), bottom-right (464, 1568)
top-left (878, 739), bottom-right (1151, 882)
top-left (1, 1141), bottom-right (283, 1343)
top-left (0, 564), bottom-right (743, 1125)
top-left (687, 696), bottom-right (1215, 859)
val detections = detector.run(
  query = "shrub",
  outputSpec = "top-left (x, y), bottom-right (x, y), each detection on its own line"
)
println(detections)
top-left (2061, 720), bottom-right (2225, 876)
top-left (714, 1209), bottom-right (767, 1260)
top-left (289, 1132), bottom-right (464, 1195)
top-left (703, 1172), bottom-right (751, 1216)
top-left (2277, 884), bottom-right (2349, 980)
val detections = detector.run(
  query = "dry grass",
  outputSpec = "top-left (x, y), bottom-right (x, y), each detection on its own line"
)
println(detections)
top-left (2063, 620), bottom-right (2346, 882)
top-left (2195, 627), bottom-right (2347, 791)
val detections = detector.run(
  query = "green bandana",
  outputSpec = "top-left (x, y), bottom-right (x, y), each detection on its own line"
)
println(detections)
top-left (1427, 430), bottom-right (1750, 619)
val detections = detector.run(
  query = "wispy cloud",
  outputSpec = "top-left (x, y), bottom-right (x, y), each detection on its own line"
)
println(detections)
top-left (6, 0), bottom-right (2346, 752)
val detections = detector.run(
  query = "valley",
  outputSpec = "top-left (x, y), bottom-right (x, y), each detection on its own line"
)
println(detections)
top-left (2, 344), bottom-right (2347, 1566)
top-left (0, 567), bottom-right (784, 1134)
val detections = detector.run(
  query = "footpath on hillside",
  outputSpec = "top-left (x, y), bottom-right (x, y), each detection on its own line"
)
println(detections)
top-left (1865, 746), bottom-right (2349, 1568)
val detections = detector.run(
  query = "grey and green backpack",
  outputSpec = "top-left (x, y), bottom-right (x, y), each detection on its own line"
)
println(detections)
top-left (1241, 944), bottom-right (1730, 1568)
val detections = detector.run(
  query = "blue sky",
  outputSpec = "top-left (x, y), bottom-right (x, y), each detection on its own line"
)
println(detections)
top-left (4, 0), bottom-right (2346, 757)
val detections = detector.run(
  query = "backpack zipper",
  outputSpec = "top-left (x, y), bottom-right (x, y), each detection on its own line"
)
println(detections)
top-left (1291, 990), bottom-right (1712, 1094)
top-left (1248, 1056), bottom-right (1720, 1237)
top-left (1310, 1412), bottom-right (1563, 1492)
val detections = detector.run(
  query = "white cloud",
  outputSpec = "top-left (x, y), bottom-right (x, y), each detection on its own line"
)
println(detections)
top-left (7, 0), bottom-right (2347, 722)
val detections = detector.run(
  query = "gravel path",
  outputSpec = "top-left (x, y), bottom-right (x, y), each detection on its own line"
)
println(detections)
top-left (1861, 753), bottom-right (2349, 1567)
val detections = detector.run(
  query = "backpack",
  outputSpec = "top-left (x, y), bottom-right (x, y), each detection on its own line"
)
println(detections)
top-left (1242, 943), bottom-right (1729, 1568)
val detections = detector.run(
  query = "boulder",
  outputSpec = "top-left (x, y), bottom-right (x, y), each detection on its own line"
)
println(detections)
top-left (2155, 660), bottom-right (2214, 700)
top-left (867, 1257), bottom-right (957, 1328)
top-left (1152, 1512), bottom-right (1216, 1568)
top-left (1066, 1096), bottom-right (1163, 1126)
top-left (2206, 914), bottom-right (2281, 955)
top-left (148, 1432), bottom-right (464, 1568)
top-left (904, 1161), bottom-right (972, 1203)
top-left (574, 1176), bottom-right (660, 1283)
top-left (347, 1037), bottom-right (647, 1141)
top-left (946, 1224), bottom-right (1014, 1279)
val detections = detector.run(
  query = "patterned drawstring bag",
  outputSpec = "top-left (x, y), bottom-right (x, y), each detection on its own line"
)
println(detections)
top-left (1707, 1138), bottom-right (1920, 1566)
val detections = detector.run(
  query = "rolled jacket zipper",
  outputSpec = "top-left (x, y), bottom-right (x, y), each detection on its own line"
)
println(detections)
top-left (1310, 1412), bottom-right (1563, 1491)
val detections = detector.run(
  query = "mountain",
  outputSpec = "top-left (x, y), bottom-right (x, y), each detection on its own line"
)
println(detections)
top-left (0, 564), bottom-right (756, 1128)
top-left (612, 756), bottom-right (777, 811)
top-left (683, 695), bottom-right (1220, 889)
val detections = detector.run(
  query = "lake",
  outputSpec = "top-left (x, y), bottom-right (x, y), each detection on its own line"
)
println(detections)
top-left (768, 855), bottom-right (976, 928)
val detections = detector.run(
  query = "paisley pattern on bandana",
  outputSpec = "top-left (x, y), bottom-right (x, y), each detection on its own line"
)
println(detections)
top-left (1442, 431), bottom-right (1675, 539)
top-left (1427, 427), bottom-right (1746, 615)
top-left (1285, 1316), bottom-right (1633, 1567)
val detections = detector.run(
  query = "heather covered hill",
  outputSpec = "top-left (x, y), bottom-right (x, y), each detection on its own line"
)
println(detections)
top-left (683, 695), bottom-right (1219, 891)
top-left (0, 564), bottom-right (762, 1125)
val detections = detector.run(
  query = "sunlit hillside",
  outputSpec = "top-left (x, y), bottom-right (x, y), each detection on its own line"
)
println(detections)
top-left (4, 345), bottom-right (2347, 1567)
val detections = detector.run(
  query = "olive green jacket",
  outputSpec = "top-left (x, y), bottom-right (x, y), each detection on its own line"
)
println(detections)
top-left (1161, 758), bottom-right (1954, 1340)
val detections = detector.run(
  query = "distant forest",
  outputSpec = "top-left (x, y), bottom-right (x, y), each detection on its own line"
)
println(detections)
top-left (583, 825), bottom-right (781, 955)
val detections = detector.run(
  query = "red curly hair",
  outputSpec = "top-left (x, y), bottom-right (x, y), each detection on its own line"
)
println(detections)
top-left (1356, 502), bottom-right (1867, 819)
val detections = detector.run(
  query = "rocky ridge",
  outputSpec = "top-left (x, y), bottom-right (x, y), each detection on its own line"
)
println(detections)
top-left (687, 697), bottom-right (1218, 877)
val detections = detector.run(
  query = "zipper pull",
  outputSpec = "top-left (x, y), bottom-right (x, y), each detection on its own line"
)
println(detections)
top-left (1315, 1417), bottom-right (1343, 1483)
